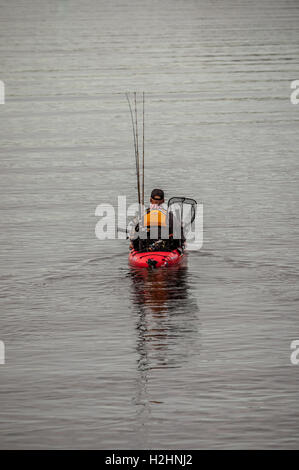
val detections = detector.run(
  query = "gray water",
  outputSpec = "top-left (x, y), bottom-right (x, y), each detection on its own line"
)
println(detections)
top-left (1, 0), bottom-right (299, 449)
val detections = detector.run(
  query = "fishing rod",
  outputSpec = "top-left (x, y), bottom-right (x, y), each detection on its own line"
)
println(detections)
top-left (126, 92), bottom-right (145, 212)
top-left (142, 92), bottom-right (145, 208)
top-left (134, 93), bottom-right (141, 208)
top-left (125, 92), bottom-right (140, 207)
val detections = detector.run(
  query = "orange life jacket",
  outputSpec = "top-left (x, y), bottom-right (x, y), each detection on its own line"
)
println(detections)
top-left (143, 207), bottom-right (168, 227)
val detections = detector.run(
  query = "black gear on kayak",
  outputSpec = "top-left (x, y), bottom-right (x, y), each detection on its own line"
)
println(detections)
top-left (147, 258), bottom-right (158, 268)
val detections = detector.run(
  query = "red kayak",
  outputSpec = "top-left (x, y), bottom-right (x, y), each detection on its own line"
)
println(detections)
top-left (129, 248), bottom-right (185, 268)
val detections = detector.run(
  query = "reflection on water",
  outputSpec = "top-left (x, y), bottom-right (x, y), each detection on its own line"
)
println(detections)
top-left (129, 264), bottom-right (199, 441)
top-left (130, 263), bottom-right (199, 371)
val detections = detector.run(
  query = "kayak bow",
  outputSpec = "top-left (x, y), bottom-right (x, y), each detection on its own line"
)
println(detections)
top-left (129, 249), bottom-right (185, 268)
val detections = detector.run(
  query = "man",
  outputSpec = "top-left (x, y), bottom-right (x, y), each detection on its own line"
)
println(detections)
top-left (129, 188), bottom-right (183, 252)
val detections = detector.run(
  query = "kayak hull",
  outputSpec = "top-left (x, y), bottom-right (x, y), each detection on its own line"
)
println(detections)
top-left (128, 249), bottom-right (185, 268)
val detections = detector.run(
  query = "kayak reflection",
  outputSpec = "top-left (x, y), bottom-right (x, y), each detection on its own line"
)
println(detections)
top-left (129, 263), bottom-right (199, 371)
top-left (129, 264), bottom-right (199, 443)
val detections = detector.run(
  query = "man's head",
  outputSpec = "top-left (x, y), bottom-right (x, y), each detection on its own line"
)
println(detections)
top-left (150, 188), bottom-right (164, 205)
